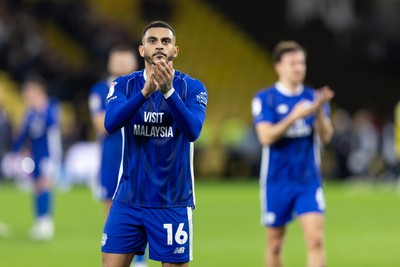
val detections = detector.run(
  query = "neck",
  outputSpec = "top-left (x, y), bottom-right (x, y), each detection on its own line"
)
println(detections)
top-left (279, 79), bottom-right (300, 92)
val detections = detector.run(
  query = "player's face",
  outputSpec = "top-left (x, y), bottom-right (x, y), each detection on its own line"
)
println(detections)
top-left (22, 82), bottom-right (47, 110)
top-left (139, 27), bottom-right (179, 65)
top-left (276, 50), bottom-right (306, 86)
top-left (108, 51), bottom-right (138, 77)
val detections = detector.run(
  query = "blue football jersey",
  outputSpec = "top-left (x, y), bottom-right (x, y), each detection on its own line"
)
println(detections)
top-left (89, 80), bottom-right (109, 115)
top-left (89, 79), bottom-right (124, 199)
top-left (252, 83), bottom-right (330, 185)
top-left (106, 69), bottom-right (207, 208)
top-left (13, 98), bottom-right (62, 177)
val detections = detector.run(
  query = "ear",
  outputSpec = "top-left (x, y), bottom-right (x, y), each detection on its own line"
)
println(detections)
top-left (138, 45), bottom-right (145, 57)
top-left (173, 46), bottom-right (179, 58)
top-left (274, 63), bottom-right (281, 75)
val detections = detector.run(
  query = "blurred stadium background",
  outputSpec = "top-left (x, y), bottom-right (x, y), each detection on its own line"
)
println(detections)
top-left (1, 0), bottom-right (400, 266)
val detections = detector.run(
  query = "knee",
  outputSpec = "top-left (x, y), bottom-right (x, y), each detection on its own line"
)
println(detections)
top-left (268, 238), bottom-right (284, 256)
top-left (308, 233), bottom-right (324, 250)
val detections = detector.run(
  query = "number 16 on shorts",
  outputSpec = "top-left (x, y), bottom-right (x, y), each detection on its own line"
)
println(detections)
top-left (164, 223), bottom-right (188, 245)
top-left (157, 207), bottom-right (193, 261)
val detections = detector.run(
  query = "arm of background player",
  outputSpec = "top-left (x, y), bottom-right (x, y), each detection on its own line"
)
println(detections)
top-left (314, 86), bottom-right (334, 144)
top-left (315, 107), bottom-right (334, 144)
top-left (12, 117), bottom-right (29, 152)
top-left (91, 112), bottom-right (107, 135)
top-left (255, 116), bottom-right (297, 146)
top-left (88, 92), bottom-right (107, 135)
top-left (165, 89), bottom-right (206, 142)
top-left (105, 91), bottom-right (147, 133)
top-left (255, 100), bottom-right (319, 145)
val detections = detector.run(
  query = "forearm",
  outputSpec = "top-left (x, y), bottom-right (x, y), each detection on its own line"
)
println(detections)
top-left (256, 115), bottom-right (297, 145)
top-left (91, 113), bottom-right (107, 135)
top-left (315, 108), bottom-right (333, 144)
top-left (165, 91), bottom-right (205, 142)
top-left (105, 91), bottom-right (147, 133)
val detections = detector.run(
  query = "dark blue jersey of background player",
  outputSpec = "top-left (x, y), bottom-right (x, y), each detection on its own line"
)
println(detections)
top-left (252, 83), bottom-right (330, 185)
top-left (88, 45), bottom-right (138, 207)
top-left (13, 96), bottom-right (62, 178)
top-left (89, 79), bottom-right (124, 200)
top-left (12, 76), bottom-right (61, 241)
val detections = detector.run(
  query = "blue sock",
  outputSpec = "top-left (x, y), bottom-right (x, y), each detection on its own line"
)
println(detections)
top-left (35, 191), bottom-right (52, 217)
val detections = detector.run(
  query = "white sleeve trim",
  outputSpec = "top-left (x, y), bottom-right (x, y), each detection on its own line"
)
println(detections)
top-left (163, 88), bottom-right (175, 99)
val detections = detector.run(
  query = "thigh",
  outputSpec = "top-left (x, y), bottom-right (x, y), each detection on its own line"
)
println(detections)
top-left (101, 201), bottom-right (147, 255)
top-left (298, 213), bottom-right (325, 246)
top-left (295, 186), bottom-right (326, 216)
top-left (144, 206), bottom-right (193, 264)
top-left (102, 252), bottom-right (134, 267)
top-left (162, 262), bottom-right (189, 267)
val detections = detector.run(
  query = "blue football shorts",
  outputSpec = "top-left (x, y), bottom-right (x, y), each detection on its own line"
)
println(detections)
top-left (101, 200), bottom-right (194, 263)
top-left (33, 156), bottom-right (59, 181)
top-left (261, 183), bottom-right (325, 227)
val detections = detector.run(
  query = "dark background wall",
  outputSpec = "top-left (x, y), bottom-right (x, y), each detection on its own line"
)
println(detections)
top-left (205, 0), bottom-right (400, 121)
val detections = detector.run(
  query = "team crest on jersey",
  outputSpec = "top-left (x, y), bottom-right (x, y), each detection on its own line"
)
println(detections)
top-left (264, 212), bottom-right (276, 225)
top-left (276, 104), bottom-right (289, 114)
top-left (106, 82), bottom-right (117, 99)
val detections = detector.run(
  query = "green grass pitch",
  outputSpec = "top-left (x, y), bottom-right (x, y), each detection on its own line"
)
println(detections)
top-left (1, 180), bottom-right (400, 266)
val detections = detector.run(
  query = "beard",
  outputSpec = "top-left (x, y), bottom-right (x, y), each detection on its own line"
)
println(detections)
top-left (144, 53), bottom-right (174, 65)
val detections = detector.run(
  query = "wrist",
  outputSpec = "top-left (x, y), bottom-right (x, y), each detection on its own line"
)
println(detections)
top-left (163, 88), bottom-right (175, 99)
top-left (141, 89), bottom-right (150, 98)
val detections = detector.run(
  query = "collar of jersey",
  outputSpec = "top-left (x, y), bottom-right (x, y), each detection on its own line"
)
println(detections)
top-left (143, 68), bottom-right (176, 81)
top-left (275, 82), bottom-right (304, 96)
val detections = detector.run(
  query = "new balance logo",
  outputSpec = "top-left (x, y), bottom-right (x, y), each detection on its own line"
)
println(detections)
top-left (173, 247), bottom-right (185, 254)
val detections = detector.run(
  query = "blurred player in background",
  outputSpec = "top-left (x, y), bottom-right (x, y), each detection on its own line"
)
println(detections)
top-left (395, 101), bottom-right (400, 165)
top-left (252, 41), bottom-right (334, 267)
top-left (12, 75), bottom-right (62, 240)
top-left (89, 45), bottom-right (138, 215)
top-left (101, 21), bottom-right (208, 267)
top-left (0, 86), bottom-right (11, 237)
top-left (89, 45), bottom-right (148, 267)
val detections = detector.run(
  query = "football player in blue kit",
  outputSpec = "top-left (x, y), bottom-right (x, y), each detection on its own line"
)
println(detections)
top-left (13, 75), bottom-right (62, 240)
top-left (89, 45), bottom-right (138, 214)
top-left (101, 21), bottom-right (207, 267)
top-left (89, 45), bottom-right (148, 267)
top-left (252, 41), bottom-right (334, 267)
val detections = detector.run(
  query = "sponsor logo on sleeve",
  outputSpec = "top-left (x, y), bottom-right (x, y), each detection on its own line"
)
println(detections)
top-left (251, 97), bottom-right (262, 117)
top-left (196, 91), bottom-right (207, 107)
top-left (106, 82), bottom-right (117, 100)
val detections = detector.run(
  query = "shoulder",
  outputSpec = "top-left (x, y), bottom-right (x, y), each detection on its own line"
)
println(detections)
top-left (89, 80), bottom-right (108, 94)
top-left (254, 85), bottom-right (276, 99)
top-left (174, 70), bottom-right (206, 91)
top-left (48, 97), bottom-right (60, 107)
top-left (121, 70), bottom-right (144, 82)
top-left (48, 98), bottom-right (60, 114)
top-left (114, 70), bottom-right (144, 87)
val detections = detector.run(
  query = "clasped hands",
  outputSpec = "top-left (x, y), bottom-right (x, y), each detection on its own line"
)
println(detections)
top-left (290, 86), bottom-right (334, 120)
top-left (142, 60), bottom-right (174, 98)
